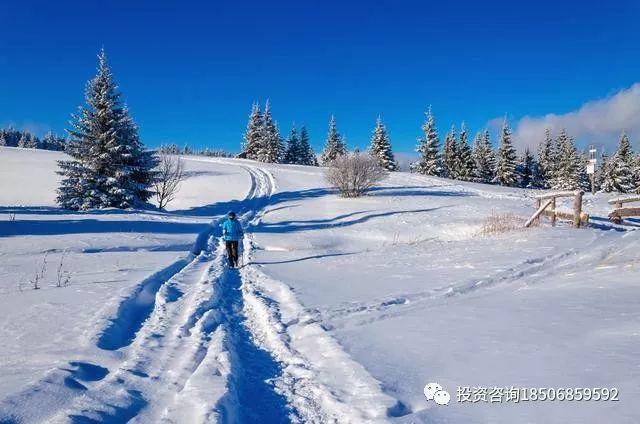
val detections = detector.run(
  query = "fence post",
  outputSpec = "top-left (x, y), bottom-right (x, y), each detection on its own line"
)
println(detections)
top-left (535, 198), bottom-right (541, 225)
top-left (551, 197), bottom-right (556, 227)
top-left (573, 191), bottom-right (584, 228)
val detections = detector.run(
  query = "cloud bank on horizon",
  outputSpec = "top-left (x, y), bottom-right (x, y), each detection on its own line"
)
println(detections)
top-left (503, 83), bottom-right (640, 153)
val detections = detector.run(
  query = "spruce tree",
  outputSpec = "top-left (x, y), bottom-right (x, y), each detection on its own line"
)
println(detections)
top-left (298, 125), bottom-right (318, 166)
top-left (455, 123), bottom-right (474, 181)
top-left (597, 151), bottom-right (616, 192)
top-left (537, 128), bottom-right (555, 188)
top-left (412, 108), bottom-right (441, 176)
top-left (494, 120), bottom-right (518, 186)
top-left (578, 150), bottom-right (592, 191)
top-left (284, 124), bottom-right (301, 164)
top-left (609, 132), bottom-right (635, 193)
top-left (471, 130), bottom-right (496, 183)
top-left (369, 117), bottom-right (397, 171)
top-left (57, 50), bottom-right (156, 210)
top-left (517, 148), bottom-right (537, 188)
top-left (241, 103), bottom-right (263, 160)
top-left (320, 115), bottom-right (346, 164)
top-left (551, 129), bottom-right (581, 190)
top-left (258, 100), bottom-right (283, 163)
top-left (442, 125), bottom-right (458, 178)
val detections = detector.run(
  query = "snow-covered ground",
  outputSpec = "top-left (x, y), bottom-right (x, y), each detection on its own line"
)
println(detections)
top-left (1, 146), bottom-right (639, 423)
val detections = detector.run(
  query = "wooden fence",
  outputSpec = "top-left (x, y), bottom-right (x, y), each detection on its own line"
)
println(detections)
top-left (608, 196), bottom-right (640, 224)
top-left (524, 190), bottom-right (589, 228)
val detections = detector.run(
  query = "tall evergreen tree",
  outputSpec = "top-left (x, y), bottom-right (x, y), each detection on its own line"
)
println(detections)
top-left (455, 123), bottom-right (474, 181)
top-left (537, 128), bottom-right (555, 188)
top-left (320, 115), bottom-right (346, 164)
top-left (471, 130), bottom-right (495, 183)
top-left (284, 124), bottom-right (301, 164)
top-left (298, 125), bottom-right (318, 166)
top-left (258, 100), bottom-right (283, 163)
top-left (494, 119), bottom-right (518, 186)
top-left (57, 50), bottom-right (156, 210)
top-left (551, 129), bottom-right (581, 190)
top-left (609, 132), bottom-right (635, 193)
top-left (18, 133), bottom-right (37, 148)
top-left (241, 103), bottom-right (263, 160)
top-left (369, 117), bottom-right (397, 171)
top-left (517, 148), bottom-right (538, 188)
top-left (442, 125), bottom-right (458, 178)
top-left (0, 131), bottom-right (6, 146)
top-left (578, 150), bottom-right (592, 191)
top-left (597, 151), bottom-right (616, 192)
top-left (412, 108), bottom-right (441, 176)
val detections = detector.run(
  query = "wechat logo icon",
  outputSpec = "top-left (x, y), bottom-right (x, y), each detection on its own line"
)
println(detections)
top-left (424, 382), bottom-right (451, 405)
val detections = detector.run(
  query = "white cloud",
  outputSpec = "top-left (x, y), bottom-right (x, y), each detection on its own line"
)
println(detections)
top-left (509, 83), bottom-right (640, 153)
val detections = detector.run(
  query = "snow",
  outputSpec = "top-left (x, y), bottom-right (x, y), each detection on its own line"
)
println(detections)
top-left (1, 146), bottom-right (639, 423)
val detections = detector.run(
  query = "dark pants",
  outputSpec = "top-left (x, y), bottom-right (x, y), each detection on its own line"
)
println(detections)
top-left (225, 240), bottom-right (239, 267)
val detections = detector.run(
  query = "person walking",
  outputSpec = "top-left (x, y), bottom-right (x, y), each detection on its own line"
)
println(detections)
top-left (221, 211), bottom-right (244, 268)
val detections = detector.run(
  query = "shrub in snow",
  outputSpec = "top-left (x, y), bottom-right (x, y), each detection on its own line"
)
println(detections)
top-left (479, 211), bottom-right (527, 236)
top-left (325, 152), bottom-right (388, 197)
top-left (153, 152), bottom-right (187, 210)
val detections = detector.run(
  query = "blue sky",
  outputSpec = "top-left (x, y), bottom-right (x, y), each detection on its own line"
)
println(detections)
top-left (1, 0), bottom-right (639, 153)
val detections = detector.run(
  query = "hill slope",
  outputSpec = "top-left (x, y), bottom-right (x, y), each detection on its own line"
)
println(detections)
top-left (1, 147), bottom-right (639, 423)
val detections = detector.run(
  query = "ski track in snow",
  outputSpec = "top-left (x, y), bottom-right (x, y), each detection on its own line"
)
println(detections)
top-left (0, 162), bottom-right (400, 424)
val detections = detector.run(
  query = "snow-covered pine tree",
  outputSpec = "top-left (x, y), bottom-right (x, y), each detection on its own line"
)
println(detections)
top-left (106, 107), bottom-right (157, 207)
top-left (578, 150), bottom-right (592, 191)
top-left (442, 125), bottom-right (458, 178)
top-left (0, 132), bottom-right (5, 146)
top-left (455, 123), bottom-right (474, 181)
top-left (298, 125), bottom-right (318, 166)
top-left (284, 124), bottom-right (300, 164)
top-left (241, 103), bottom-right (263, 160)
top-left (369, 117), bottom-right (397, 171)
top-left (517, 148), bottom-right (537, 188)
top-left (258, 100), bottom-right (283, 163)
top-left (320, 115), bottom-right (346, 165)
top-left (609, 132), bottom-right (635, 193)
top-left (551, 129), bottom-right (581, 190)
top-left (18, 133), bottom-right (37, 148)
top-left (471, 130), bottom-right (496, 183)
top-left (537, 128), bottom-right (555, 188)
top-left (57, 49), bottom-right (156, 210)
top-left (597, 151), bottom-right (615, 192)
top-left (412, 108), bottom-right (441, 176)
top-left (41, 132), bottom-right (55, 150)
top-left (494, 119), bottom-right (518, 186)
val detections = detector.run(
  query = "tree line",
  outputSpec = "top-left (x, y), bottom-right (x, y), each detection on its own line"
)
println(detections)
top-left (240, 104), bottom-right (398, 170)
top-left (241, 101), bottom-right (639, 194)
top-left (412, 109), bottom-right (640, 193)
top-left (0, 128), bottom-right (67, 151)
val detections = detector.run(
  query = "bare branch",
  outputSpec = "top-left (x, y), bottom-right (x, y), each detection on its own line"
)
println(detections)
top-left (153, 152), bottom-right (187, 210)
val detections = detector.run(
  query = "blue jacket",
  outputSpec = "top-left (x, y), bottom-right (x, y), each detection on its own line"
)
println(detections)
top-left (221, 218), bottom-right (243, 241)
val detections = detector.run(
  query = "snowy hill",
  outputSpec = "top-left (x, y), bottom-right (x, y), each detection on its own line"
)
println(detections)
top-left (1, 146), bottom-right (639, 423)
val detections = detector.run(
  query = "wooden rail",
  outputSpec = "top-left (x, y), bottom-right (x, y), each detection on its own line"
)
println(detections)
top-left (525, 190), bottom-right (588, 228)
top-left (608, 196), bottom-right (640, 224)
